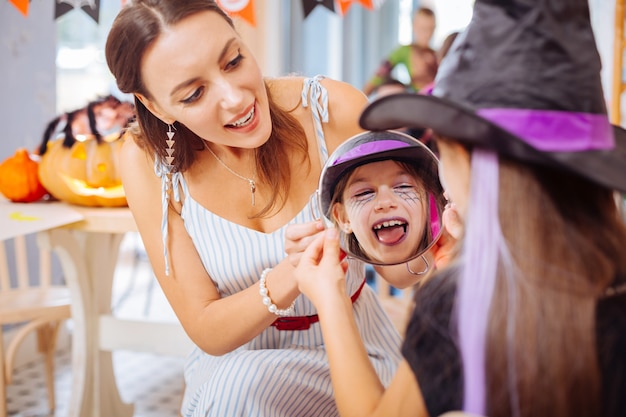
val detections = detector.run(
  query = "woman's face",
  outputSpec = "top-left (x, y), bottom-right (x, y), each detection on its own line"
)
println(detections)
top-left (138, 11), bottom-right (271, 149)
top-left (333, 160), bottom-right (427, 264)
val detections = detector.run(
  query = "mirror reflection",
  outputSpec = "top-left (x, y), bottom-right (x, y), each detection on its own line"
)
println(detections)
top-left (317, 130), bottom-right (446, 265)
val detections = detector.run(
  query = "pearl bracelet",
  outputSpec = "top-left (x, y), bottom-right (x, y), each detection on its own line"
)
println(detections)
top-left (259, 268), bottom-right (295, 317)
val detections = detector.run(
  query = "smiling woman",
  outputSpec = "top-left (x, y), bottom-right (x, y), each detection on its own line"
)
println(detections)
top-left (104, 1), bottom-right (404, 416)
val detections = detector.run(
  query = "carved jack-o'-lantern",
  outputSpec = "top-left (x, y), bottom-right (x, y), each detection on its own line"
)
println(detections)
top-left (37, 95), bottom-right (135, 207)
top-left (38, 134), bottom-right (127, 207)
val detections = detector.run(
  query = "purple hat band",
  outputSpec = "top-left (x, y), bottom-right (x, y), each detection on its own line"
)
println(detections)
top-left (332, 140), bottom-right (412, 165)
top-left (477, 108), bottom-right (615, 151)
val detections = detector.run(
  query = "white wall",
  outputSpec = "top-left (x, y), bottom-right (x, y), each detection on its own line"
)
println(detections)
top-left (0, 0), bottom-right (57, 162)
top-left (0, 0), bottom-right (70, 300)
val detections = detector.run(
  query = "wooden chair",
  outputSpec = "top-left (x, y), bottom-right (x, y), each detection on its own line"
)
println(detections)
top-left (0, 234), bottom-right (72, 417)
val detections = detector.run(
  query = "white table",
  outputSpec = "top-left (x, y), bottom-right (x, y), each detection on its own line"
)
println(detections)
top-left (1, 200), bottom-right (192, 417)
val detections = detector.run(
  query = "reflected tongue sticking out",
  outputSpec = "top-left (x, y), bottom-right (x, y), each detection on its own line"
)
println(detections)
top-left (376, 225), bottom-right (405, 244)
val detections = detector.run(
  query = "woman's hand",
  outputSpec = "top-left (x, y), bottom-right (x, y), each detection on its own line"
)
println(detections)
top-left (294, 228), bottom-right (348, 307)
top-left (284, 220), bottom-right (325, 268)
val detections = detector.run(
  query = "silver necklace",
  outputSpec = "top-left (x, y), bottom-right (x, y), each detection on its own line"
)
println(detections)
top-left (205, 143), bottom-right (257, 206)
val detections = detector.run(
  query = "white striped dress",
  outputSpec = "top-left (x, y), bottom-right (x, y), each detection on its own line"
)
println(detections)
top-left (160, 76), bottom-right (403, 417)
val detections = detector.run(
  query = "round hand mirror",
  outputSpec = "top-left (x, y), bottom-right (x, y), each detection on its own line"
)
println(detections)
top-left (313, 130), bottom-right (446, 266)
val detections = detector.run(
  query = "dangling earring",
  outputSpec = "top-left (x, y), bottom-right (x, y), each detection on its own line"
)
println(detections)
top-left (165, 124), bottom-right (176, 169)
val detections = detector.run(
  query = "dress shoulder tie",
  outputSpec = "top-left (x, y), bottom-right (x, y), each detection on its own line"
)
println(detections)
top-left (301, 74), bottom-right (330, 164)
top-left (154, 157), bottom-right (183, 276)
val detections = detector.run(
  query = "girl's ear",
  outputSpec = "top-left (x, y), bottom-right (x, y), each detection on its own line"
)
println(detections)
top-left (135, 93), bottom-right (175, 125)
top-left (332, 203), bottom-right (352, 233)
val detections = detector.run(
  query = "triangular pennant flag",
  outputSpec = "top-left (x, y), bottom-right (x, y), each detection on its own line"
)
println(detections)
top-left (302, 0), bottom-right (335, 19)
top-left (217, 0), bottom-right (256, 27)
top-left (55, 0), bottom-right (101, 23)
top-left (358, 0), bottom-right (374, 10)
top-left (9, 0), bottom-right (29, 17)
top-left (337, 0), bottom-right (374, 16)
top-left (82, 0), bottom-right (100, 22)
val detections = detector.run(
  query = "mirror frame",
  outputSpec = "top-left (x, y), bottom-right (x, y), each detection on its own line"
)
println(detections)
top-left (313, 130), bottom-right (446, 266)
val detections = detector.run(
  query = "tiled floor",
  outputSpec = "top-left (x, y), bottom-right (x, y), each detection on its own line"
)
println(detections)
top-left (5, 233), bottom-right (186, 417)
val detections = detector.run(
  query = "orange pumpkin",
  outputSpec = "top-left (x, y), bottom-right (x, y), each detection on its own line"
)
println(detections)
top-left (38, 133), bottom-right (127, 207)
top-left (0, 148), bottom-right (49, 203)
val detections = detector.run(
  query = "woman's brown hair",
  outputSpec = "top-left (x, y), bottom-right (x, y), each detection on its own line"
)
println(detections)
top-left (486, 160), bottom-right (626, 417)
top-left (105, 0), bottom-right (309, 218)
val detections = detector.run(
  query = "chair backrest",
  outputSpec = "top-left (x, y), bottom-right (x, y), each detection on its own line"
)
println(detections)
top-left (0, 235), bottom-right (52, 291)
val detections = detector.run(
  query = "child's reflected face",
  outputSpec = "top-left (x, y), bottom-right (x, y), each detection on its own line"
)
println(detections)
top-left (333, 160), bottom-right (427, 264)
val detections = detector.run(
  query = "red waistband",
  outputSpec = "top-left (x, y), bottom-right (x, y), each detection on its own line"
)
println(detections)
top-left (271, 278), bottom-right (367, 331)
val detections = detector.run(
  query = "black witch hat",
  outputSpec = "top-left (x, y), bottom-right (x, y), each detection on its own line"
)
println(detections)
top-left (360, 0), bottom-right (626, 193)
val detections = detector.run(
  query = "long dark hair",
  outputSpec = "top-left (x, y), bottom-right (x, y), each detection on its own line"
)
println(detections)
top-left (105, 0), bottom-right (309, 218)
top-left (485, 160), bottom-right (626, 417)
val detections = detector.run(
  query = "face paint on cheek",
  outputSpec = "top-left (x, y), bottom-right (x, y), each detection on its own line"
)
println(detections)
top-left (398, 190), bottom-right (421, 205)
top-left (346, 202), bottom-right (364, 220)
top-left (347, 197), bottom-right (370, 212)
